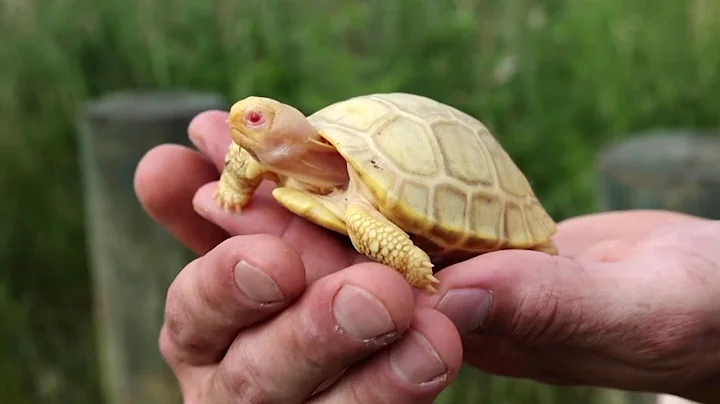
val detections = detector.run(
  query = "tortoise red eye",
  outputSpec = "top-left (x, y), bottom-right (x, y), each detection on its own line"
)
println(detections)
top-left (247, 110), bottom-right (264, 125)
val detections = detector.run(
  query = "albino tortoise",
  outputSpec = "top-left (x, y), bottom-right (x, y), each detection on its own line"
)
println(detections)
top-left (214, 92), bottom-right (557, 293)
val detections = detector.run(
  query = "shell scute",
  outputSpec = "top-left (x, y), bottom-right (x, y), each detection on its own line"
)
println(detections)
top-left (314, 97), bottom-right (393, 132)
top-left (374, 116), bottom-right (438, 176)
top-left (398, 180), bottom-right (430, 218)
top-left (432, 121), bottom-right (494, 186)
top-left (432, 183), bottom-right (467, 231)
top-left (469, 192), bottom-right (505, 241)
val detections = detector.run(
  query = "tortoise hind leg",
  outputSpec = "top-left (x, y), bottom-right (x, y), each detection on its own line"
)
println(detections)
top-left (344, 201), bottom-right (439, 293)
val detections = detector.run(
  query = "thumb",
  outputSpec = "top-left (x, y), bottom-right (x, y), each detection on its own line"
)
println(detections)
top-left (416, 249), bottom-right (607, 345)
top-left (414, 248), bottom-right (709, 391)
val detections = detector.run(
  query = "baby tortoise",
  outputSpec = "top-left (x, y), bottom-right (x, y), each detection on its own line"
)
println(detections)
top-left (215, 92), bottom-right (557, 293)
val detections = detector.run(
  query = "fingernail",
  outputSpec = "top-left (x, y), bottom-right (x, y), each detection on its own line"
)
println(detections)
top-left (436, 288), bottom-right (492, 333)
top-left (389, 330), bottom-right (447, 385)
top-left (188, 129), bottom-right (206, 149)
top-left (234, 260), bottom-right (284, 303)
top-left (333, 285), bottom-right (395, 340)
top-left (192, 194), bottom-right (210, 217)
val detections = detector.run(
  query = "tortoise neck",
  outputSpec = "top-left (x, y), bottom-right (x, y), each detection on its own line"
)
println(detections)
top-left (270, 136), bottom-right (349, 191)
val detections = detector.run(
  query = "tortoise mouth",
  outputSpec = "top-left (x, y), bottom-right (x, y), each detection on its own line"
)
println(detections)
top-left (230, 127), bottom-right (262, 150)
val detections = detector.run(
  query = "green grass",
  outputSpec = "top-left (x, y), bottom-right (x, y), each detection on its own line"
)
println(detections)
top-left (1, 0), bottom-right (719, 402)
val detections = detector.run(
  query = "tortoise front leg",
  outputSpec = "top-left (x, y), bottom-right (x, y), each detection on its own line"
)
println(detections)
top-left (214, 143), bottom-right (267, 211)
top-left (344, 201), bottom-right (439, 293)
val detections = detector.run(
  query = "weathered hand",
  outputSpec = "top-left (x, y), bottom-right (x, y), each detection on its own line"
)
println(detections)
top-left (156, 235), bottom-right (462, 403)
top-left (134, 111), bottom-right (463, 403)
top-left (134, 110), bottom-right (719, 402)
top-left (416, 210), bottom-right (720, 403)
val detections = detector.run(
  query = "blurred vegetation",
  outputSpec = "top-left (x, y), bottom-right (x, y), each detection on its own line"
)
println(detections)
top-left (1, 0), bottom-right (719, 402)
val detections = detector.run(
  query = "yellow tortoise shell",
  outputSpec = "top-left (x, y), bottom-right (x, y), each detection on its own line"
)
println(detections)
top-left (307, 92), bottom-right (556, 255)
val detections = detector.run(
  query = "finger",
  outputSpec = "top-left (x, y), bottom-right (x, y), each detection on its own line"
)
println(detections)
top-left (159, 234), bottom-right (306, 370)
top-left (208, 263), bottom-right (416, 404)
top-left (414, 250), bottom-right (668, 386)
top-left (555, 209), bottom-right (704, 256)
top-left (194, 182), bottom-right (365, 282)
top-left (415, 249), bottom-right (717, 390)
top-left (415, 250), bottom-right (610, 346)
top-left (311, 308), bottom-right (462, 404)
top-left (412, 251), bottom-right (593, 382)
top-left (187, 109), bottom-right (232, 171)
top-left (134, 144), bottom-right (228, 255)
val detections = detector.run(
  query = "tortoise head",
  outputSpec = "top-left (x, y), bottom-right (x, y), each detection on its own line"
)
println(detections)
top-left (227, 96), bottom-right (314, 165)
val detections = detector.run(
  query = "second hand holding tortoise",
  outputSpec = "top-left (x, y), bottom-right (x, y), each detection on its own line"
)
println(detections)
top-left (214, 92), bottom-right (558, 293)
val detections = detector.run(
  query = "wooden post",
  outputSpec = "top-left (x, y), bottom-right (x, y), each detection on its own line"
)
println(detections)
top-left (77, 91), bottom-right (225, 404)
top-left (596, 130), bottom-right (720, 218)
top-left (596, 130), bottom-right (717, 404)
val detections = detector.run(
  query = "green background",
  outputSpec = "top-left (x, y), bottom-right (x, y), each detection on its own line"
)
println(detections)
top-left (1, 0), bottom-right (718, 402)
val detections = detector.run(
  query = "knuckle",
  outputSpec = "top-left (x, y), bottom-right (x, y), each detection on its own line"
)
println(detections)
top-left (219, 361), bottom-right (279, 404)
top-left (344, 377), bottom-right (368, 403)
top-left (163, 281), bottom-right (190, 346)
top-left (163, 289), bottom-right (184, 339)
top-left (312, 368), bottom-right (347, 395)
top-left (220, 366), bottom-right (254, 400)
top-left (158, 325), bottom-right (181, 367)
top-left (194, 257), bottom-right (232, 313)
top-left (163, 278), bottom-right (223, 363)
top-left (292, 310), bottom-right (346, 372)
top-left (510, 284), bottom-right (583, 344)
top-left (342, 375), bottom-right (396, 404)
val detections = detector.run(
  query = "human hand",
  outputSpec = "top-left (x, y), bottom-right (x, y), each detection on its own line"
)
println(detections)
top-left (134, 111), bottom-right (463, 403)
top-left (415, 210), bottom-right (720, 403)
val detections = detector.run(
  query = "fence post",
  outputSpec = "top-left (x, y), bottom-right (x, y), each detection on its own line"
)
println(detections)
top-left (596, 129), bottom-right (719, 404)
top-left (596, 130), bottom-right (720, 218)
top-left (77, 91), bottom-right (226, 404)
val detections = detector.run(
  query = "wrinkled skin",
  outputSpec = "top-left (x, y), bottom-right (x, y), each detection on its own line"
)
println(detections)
top-left (134, 110), bottom-right (720, 403)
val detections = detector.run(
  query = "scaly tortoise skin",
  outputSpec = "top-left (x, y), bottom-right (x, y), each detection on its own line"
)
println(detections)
top-left (214, 92), bottom-right (558, 293)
